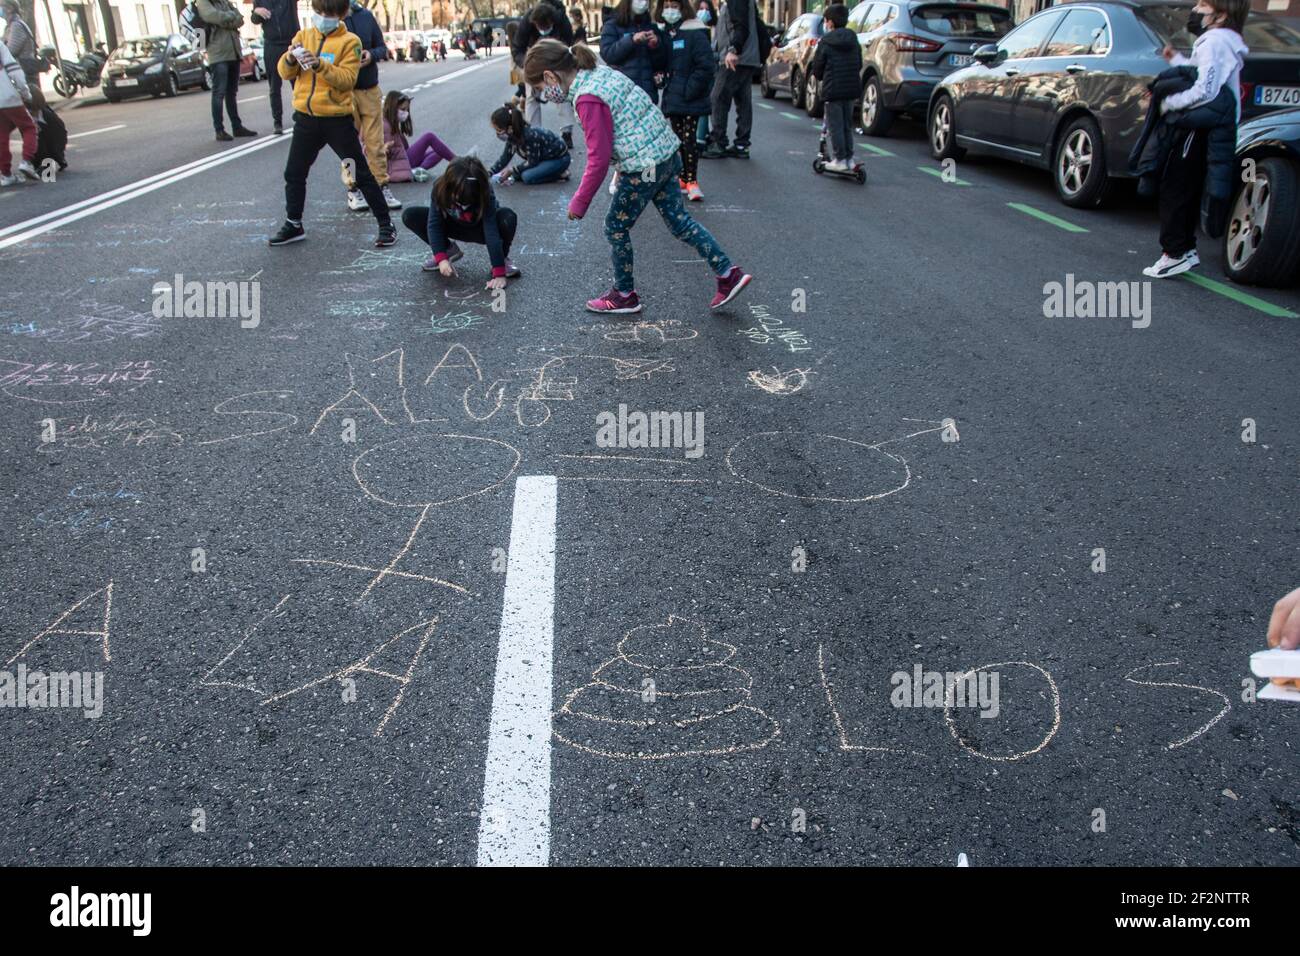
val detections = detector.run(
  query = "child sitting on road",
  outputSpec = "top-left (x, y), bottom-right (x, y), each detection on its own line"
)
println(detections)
top-left (401, 155), bottom-right (521, 288)
top-left (810, 3), bottom-right (862, 173)
top-left (269, 0), bottom-right (395, 246)
top-left (381, 91), bottom-right (456, 183)
top-left (488, 103), bottom-right (571, 186)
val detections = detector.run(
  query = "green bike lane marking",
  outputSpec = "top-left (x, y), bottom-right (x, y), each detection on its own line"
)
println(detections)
top-left (1007, 201), bottom-right (1089, 233)
top-left (1178, 272), bottom-right (1298, 318)
top-left (917, 165), bottom-right (971, 185)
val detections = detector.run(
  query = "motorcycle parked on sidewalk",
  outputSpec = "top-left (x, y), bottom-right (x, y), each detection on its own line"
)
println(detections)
top-left (51, 44), bottom-right (108, 98)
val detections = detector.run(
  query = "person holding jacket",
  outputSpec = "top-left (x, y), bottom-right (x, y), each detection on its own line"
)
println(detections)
top-left (340, 0), bottom-right (399, 212)
top-left (511, 0), bottom-right (577, 146)
top-left (250, 0), bottom-right (301, 135)
top-left (1141, 0), bottom-right (1249, 279)
top-left (601, 0), bottom-right (669, 104)
top-left (196, 0), bottom-right (256, 141)
top-left (810, 3), bottom-right (861, 173)
top-left (657, 0), bottom-right (715, 200)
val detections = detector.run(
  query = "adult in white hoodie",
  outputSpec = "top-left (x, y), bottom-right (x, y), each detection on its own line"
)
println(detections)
top-left (0, 39), bottom-right (38, 185)
top-left (1142, 0), bottom-right (1249, 278)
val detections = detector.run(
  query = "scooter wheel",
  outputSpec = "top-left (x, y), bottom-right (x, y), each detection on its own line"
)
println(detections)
top-left (812, 158), bottom-right (824, 175)
top-left (855, 166), bottom-right (866, 185)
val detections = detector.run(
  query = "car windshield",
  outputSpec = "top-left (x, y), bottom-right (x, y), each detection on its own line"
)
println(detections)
top-left (1140, 4), bottom-right (1300, 52)
top-left (913, 4), bottom-right (1012, 38)
top-left (114, 38), bottom-right (164, 58)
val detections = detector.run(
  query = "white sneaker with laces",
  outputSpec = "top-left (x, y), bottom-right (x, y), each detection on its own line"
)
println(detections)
top-left (0, 173), bottom-right (17, 186)
top-left (17, 160), bottom-right (39, 182)
top-left (346, 188), bottom-right (367, 211)
top-left (1142, 249), bottom-right (1199, 278)
top-left (382, 185), bottom-right (402, 209)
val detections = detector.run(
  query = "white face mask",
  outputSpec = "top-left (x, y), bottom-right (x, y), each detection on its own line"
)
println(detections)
top-left (397, 109), bottom-right (410, 122)
top-left (632, 0), bottom-right (649, 13)
top-left (662, 6), bottom-right (682, 22)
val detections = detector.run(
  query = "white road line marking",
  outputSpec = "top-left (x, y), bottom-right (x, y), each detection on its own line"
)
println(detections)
top-left (67, 124), bottom-right (126, 139)
top-left (0, 135), bottom-right (290, 250)
top-left (477, 474), bottom-right (557, 867)
top-left (238, 94), bottom-right (266, 103)
top-left (0, 134), bottom-right (280, 242)
top-left (432, 58), bottom-right (503, 84)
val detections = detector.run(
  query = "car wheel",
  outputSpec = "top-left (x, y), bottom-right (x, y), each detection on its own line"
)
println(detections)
top-left (200, 69), bottom-right (211, 90)
top-left (761, 68), bottom-right (775, 99)
top-left (791, 69), bottom-right (804, 106)
top-left (860, 74), bottom-right (894, 136)
top-left (929, 94), bottom-right (963, 161)
top-left (804, 73), bottom-right (824, 117)
top-left (163, 71), bottom-right (179, 97)
top-left (1223, 157), bottom-right (1300, 287)
top-left (1054, 115), bottom-right (1109, 208)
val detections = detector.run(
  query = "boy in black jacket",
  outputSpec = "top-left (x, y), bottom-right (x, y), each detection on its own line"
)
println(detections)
top-left (810, 4), bottom-right (862, 172)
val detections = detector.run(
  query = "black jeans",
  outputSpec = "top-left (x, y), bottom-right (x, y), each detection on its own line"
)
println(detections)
top-left (209, 59), bottom-right (243, 133)
top-left (825, 99), bottom-right (854, 161)
top-left (264, 43), bottom-right (290, 126)
top-left (708, 64), bottom-right (755, 149)
top-left (1158, 128), bottom-right (1208, 257)
top-left (284, 112), bottom-right (389, 223)
top-left (400, 206), bottom-right (517, 259)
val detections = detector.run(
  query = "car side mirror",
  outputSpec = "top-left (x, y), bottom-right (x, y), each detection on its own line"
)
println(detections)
top-left (973, 43), bottom-right (1003, 66)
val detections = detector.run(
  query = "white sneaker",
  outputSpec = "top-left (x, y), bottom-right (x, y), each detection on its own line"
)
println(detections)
top-left (828, 158), bottom-right (851, 173)
top-left (346, 188), bottom-right (367, 211)
top-left (16, 160), bottom-right (39, 182)
top-left (382, 185), bottom-right (402, 210)
top-left (0, 173), bottom-right (17, 186)
top-left (1142, 249), bottom-right (1199, 278)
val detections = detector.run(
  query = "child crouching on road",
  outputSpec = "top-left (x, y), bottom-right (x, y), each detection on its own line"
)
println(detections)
top-left (401, 155), bottom-right (521, 289)
top-left (489, 103), bottom-right (571, 186)
top-left (268, 0), bottom-right (395, 247)
top-left (524, 38), bottom-right (751, 314)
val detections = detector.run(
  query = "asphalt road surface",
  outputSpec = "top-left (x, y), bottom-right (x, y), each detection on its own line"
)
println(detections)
top-left (1, 53), bottom-right (1297, 867)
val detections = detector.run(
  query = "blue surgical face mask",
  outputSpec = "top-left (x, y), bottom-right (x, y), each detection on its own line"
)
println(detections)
top-left (538, 26), bottom-right (552, 36)
top-left (698, 8), bottom-right (712, 23)
top-left (313, 13), bottom-right (339, 32)
top-left (495, 129), bottom-right (510, 140)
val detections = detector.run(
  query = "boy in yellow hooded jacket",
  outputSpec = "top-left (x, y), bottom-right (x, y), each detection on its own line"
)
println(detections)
top-left (269, 0), bottom-right (395, 246)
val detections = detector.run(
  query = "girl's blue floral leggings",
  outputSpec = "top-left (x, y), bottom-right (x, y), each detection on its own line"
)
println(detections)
top-left (604, 154), bottom-right (732, 293)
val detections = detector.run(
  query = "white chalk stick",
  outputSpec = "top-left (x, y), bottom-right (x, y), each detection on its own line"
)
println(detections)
top-left (1250, 648), bottom-right (1300, 679)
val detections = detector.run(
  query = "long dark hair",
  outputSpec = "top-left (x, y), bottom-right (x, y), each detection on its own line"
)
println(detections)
top-left (491, 103), bottom-right (528, 149)
top-left (612, 0), bottom-right (650, 27)
top-left (433, 156), bottom-right (492, 223)
top-left (383, 91), bottom-right (412, 137)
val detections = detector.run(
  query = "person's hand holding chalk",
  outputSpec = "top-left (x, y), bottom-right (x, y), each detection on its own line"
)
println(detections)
top-left (1267, 586), bottom-right (1300, 650)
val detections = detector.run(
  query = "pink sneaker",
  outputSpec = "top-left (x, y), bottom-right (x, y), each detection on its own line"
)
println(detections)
top-left (710, 266), bottom-right (751, 310)
top-left (685, 181), bottom-right (704, 202)
top-left (586, 288), bottom-right (642, 314)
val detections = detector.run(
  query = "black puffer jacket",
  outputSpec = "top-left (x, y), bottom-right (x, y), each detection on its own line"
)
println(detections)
top-left (810, 26), bottom-right (862, 102)
top-left (1130, 65), bottom-right (1238, 237)
top-left (511, 0), bottom-right (575, 65)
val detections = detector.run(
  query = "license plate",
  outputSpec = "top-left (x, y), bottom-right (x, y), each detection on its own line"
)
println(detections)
top-left (116, 77), bottom-right (138, 86)
top-left (948, 53), bottom-right (975, 67)
top-left (1255, 85), bottom-right (1300, 106)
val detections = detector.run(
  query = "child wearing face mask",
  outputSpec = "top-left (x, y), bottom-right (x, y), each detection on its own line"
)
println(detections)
top-left (401, 155), bottom-right (522, 288)
top-left (380, 91), bottom-right (456, 184)
top-left (489, 103), bottom-right (572, 185)
top-left (600, 0), bottom-right (670, 104)
top-left (269, 0), bottom-right (396, 247)
top-left (1142, 0), bottom-right (1250, 279)
top-left (657, 0), bottom-right (717, 201)
top-left (524, 39), bottom-right (752, 314)
top-left (693, 0), bottom-right (718, 146)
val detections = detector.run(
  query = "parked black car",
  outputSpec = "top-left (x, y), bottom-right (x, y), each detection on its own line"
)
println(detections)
top-left (928, 0), bottom-right (1300, 208)
top-left (103, 34), bottom-right (208, 102)
top-left (761, 13), bottom-right (825, 111)
top-left (1224, 107), bottom-right (1300, 286)
top-left (850, 0), bottom-right (1013, 135)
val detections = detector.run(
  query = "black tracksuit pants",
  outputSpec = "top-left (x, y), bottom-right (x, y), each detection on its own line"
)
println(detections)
top-left (1158, 128), bottom-right (1208, 257)
top-left (283, 111), bottom-right (389, 224)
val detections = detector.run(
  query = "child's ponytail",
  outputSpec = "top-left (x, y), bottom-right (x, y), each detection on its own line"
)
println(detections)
top-left (491, 103), bottom-right (528, 145)
top-left (523, 37), bottom-right (597, 85)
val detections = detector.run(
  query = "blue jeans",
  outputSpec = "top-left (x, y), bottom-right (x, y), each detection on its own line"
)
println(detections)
top-left (209, 60), bottom-right (243, 133)
top-left (519, 153), bottom-right (570, 184)
top-left (604, 154), bottom-right (731, 293)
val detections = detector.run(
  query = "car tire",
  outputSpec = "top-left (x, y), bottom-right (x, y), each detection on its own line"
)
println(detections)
top-left (1223, 157), bottom-right (1300, 287)
top-left (200, 69), bottom-right (211, 91)
top-left (804, 73), bottom-right (824, 118)
top-left (929, 93), bottom-right (963, 161)
top-left (1054, 115), bottom-right (1110, 209)
top-left (791, 69), bottom-right (804, 106)
top-left (761, 68), bottom-right (775, 99)
top-left (163, 71), bottom-right (179, 97)
top-left (859, 74), bottom-right (894, 137)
